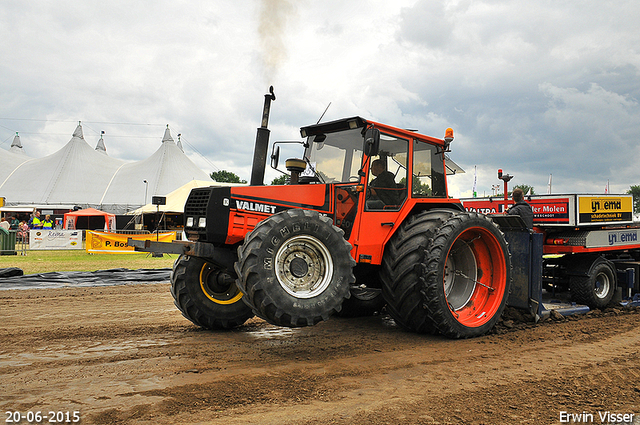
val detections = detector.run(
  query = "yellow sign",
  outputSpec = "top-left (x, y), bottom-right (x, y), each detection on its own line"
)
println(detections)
top-left (0, 197), bottom-right (4, 207)
top-left (86, 231), bottom-right (176, 254)
top-left (578, 195), bottom-right (633, 223)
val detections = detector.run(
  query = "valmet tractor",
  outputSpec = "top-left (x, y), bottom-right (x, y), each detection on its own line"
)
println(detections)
top-left (130, 88), bottom-right (525, 339)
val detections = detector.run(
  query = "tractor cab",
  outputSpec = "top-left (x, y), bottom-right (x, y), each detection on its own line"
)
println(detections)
top-left (273, 116), bottom-right (448, 200)
top-left (270, 116), bottom-right (454, 264)
top-left (296, 116), bottom-right (447, 199)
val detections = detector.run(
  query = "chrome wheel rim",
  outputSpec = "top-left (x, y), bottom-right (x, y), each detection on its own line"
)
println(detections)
top-left (275, 235), bottom-right (333, 299)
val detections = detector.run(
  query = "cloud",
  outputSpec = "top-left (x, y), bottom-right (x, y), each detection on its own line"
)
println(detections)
top-left (389, 0), bottom-right (640, 196)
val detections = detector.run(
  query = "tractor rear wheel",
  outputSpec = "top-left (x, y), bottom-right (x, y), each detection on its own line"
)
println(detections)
top-left (381, 210), bottom-right (452, 334)
top-left (382, 210), bottom-right (511, 338)
top-left (171, 255), bottom-right (254, 329)
top-left (569, 256), bottom-right (616, 309)
top-left (235, 209), bottom-right (355, 327)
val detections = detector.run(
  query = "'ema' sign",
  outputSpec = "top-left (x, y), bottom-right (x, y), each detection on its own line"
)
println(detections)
top-left (578, 196), bottom-right (633, 223)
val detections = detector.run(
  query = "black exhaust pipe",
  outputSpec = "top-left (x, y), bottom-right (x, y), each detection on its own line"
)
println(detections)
top-left (250, 86), bottom-right (276, 186)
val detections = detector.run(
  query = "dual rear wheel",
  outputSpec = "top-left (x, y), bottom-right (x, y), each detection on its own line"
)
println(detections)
top-left (381, 210), bottom-right (512, 338)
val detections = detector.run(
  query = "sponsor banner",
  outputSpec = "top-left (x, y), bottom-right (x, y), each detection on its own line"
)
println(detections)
top-left (461, 198), bottom-right (570, 224)
top-left (529, 198), bottom-right (570, 224)
top-left (463, 194), bottom-right (634, 226)
top-left (462, 199), bottom-right (505, 215)
top-left (586, 228), bottom-right (640, 248)
top-left (578, 195), bottom-right (633, 224)
top-left (86, 231), bottom-right (176, 254)
top-left (30, 230), bottom-right (83, 250)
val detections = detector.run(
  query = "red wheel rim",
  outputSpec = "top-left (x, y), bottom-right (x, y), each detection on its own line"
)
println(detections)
top-left (443, 226), bottom-right (507, 327)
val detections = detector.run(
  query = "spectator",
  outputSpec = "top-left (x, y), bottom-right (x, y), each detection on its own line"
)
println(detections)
top-left (29, 211), bottom-right (42, 229)
top-left (0, 217), bottom-right (9, 231)
top-left (9, 216), bottom-right (19, 230)
top-left (42, 215), bottom-right (54, 229)
top-left (18, 221), bottom-right (29, 244)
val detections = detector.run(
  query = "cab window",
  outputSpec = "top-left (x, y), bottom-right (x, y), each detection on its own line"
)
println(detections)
top-left (412, 140), bottom-right (446, 197)
top-left (365, 134), bottom-right (409, 210)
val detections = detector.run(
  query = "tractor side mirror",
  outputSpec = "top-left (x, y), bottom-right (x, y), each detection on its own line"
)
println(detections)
top-left (313, 134), bottom-right (326, 143)
top-left (313, 134), bottom-right (326, 150)
top-left (364, 127), bottom-right (380, 157)
top-left (270, 145), bottom-right (280, 169)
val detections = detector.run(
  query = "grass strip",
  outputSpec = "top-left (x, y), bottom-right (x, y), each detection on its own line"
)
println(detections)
top-left (0, 250), bottom-right (176, 275)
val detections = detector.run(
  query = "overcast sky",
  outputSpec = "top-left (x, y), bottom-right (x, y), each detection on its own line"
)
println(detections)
top-left (1, 0), bottom-right (639, 197)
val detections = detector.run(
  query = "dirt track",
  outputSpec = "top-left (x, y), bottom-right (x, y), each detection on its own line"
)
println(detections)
top-left (1, 283), bottom-right (639, 425)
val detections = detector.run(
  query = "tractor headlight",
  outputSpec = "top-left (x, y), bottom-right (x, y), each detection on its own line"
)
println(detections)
top-left (186, 217), bottom-right (194, 227)
top-left (198, 217), bottom-right (207, 227)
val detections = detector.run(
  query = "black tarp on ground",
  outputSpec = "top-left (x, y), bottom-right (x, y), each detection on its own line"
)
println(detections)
top-left (0, 268), bottom-right (171, 290)
top-left (0, 267), bottom-right (23, 278)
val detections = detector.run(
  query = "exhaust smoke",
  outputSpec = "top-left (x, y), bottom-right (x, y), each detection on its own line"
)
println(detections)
top-left (258, 0), bottom-right (296, 83)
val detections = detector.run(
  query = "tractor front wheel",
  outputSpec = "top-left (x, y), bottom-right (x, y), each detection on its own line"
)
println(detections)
top-left (171, 255), bottom-right (254, 329)
top-left (235, 209), bottom-right (355, 327)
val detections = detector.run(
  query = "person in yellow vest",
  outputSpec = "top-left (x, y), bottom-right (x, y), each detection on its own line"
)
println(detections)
top-left (29, 211), bottom-right (42, 229)
top-left (42, 215), bottom-right (54, 229)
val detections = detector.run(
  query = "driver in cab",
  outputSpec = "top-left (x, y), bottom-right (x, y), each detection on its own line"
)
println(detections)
top-left (367, 159), bottom-right (400, 208)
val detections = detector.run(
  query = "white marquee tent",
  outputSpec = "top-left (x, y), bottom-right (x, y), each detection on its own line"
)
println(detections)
top-left (100, 127), bottom-right (211, 208)
top-left (0, 134), bottom-right (31, 184)
top-left (0, 123), bottom-right (212, 214)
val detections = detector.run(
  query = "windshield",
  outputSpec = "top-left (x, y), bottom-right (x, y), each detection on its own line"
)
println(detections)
top-left (305, 128), bottom-right (364, 183)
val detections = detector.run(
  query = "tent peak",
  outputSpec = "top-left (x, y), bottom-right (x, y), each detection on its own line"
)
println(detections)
top-left (72, 121), bottom-right (84, 139)
top-left (176, 133), bottom-right (184, 152)
top-left (95, 131), bottom-right (107, 154)
top-left (9, 132), bottom-right (27, 155)
top-left (162, 125), bottom-right (174, 144)
top-left (11, 133), bottom-right (22, 149)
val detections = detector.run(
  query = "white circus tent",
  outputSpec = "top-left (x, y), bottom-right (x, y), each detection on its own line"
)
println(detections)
top-left (100, 126), bottom-right (210, 210)
top-left (0, 146), bottom-right (31, 184)
top-left (0, 123), bottom-right (213, 214)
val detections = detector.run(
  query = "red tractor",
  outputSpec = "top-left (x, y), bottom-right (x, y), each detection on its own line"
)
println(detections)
top-left (133, 88), bottom-right (514, 338)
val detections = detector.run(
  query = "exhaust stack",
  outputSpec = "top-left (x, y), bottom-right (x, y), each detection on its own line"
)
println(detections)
top-left (250, 86), bottom-right (276, 186)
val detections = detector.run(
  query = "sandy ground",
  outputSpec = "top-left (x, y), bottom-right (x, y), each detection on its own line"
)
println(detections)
top-left (1, 283), bottom-right (639, 425)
